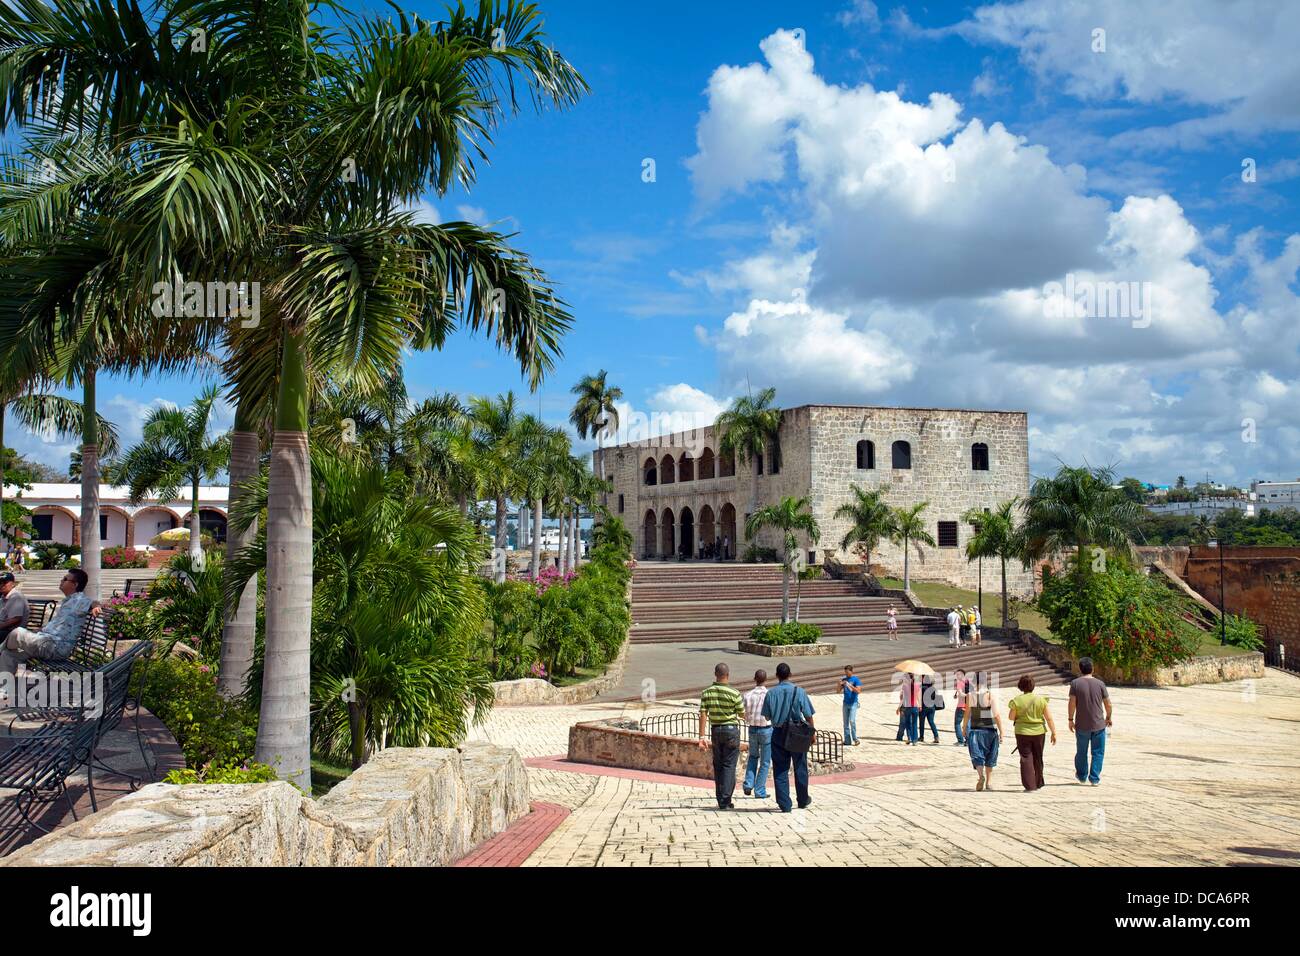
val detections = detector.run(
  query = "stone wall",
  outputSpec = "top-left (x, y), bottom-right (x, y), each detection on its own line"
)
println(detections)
top-left (1, 743), bottom-right (528, 867)
top-left (595, 403), bottom-right (1034, 591)
top-left (1184, 546), bottom-right (1300, 661)
top-left (569, 718), bottom-right (718, 778)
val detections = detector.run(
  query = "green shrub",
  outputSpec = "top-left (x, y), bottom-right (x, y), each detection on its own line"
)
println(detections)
top-left (163, 762), bottom-right (279, 785)
top-left (479, 579), bottom-right (542, 680)
top-left (103, 593), bottom-right (155, 644)
top-left (742, 544), bottom-right (780, 563)
top-left (749, 621), bottom-right (823, 646)
top-left (134, 655), bottom-right (258, 769)
top-left (1220, 613), bottom-right (1263, 651)
top-left (1035, 559), bottom-right (1200, 676)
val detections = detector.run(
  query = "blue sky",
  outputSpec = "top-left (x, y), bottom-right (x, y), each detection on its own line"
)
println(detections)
top-left (9, 0), bottom-right (1300, 487)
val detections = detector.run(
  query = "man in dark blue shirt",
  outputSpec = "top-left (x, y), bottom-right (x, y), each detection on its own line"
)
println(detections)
top-left (760, 662), bottom-right (816, 813)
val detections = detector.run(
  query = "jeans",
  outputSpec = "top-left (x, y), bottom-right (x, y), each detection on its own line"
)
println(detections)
top-left (743, 726), bottom-right (772, 797)
top-left (919, 706), bottom-right (938, 741)
top-left (896, 706), bottom-right (919, 743)
top-left (954, 707), bottom-right (967, 744)
top-left (967, 727), bottom-right (999, 768)
top-left (771, 727), bottom-right (811, 812)
top-left (1074, 728), bottom-right (1107, 783)
top-left (842, 700), bottom-right (859, 744)
top-left (710, 725), bottom-right (741, 806)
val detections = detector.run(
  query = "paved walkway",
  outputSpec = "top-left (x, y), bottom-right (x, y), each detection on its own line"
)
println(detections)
top-left (469, 672), bottom-right (1300, 866)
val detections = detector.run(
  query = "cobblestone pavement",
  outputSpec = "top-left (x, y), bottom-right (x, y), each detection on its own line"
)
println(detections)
top-left (466, 672), bottom-right (1300, 866)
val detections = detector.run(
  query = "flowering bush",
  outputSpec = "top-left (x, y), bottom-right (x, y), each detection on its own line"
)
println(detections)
top-left (1036, 559), bottom-right (1200, 676)
top-left (133, 655), bottom-right (258, 769)
top-left (102, 545), bottom-right (148, 569)
top-left (105, 592), bottom-right (155, 644)
top-left (533, 565), bottom-right (576, 593)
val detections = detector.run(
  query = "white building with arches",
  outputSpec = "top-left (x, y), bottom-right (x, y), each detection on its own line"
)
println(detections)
top-left (1, 482), bottom-right (229, 550)
top-left (594, 403), bottom-right (1033, 592)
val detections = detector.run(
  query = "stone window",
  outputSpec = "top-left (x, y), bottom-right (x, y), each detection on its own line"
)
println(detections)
top-left (937, 521), bottom-right (959, 548)
top-left (678, 453), bottom-right (695, 482)
top-left (659, 454), bottom-right (676, 484)
top-left (971, 442), bottom-right (989, 471)
top-left (718, 450), bottom-right (736, 478)
top-left (100, 514), bottom-right (109, 541)
top-left (856, 440), bottom-right (875, 470)
top-left (643, 457), bottom-right (657, 486)
top-left (891, 440), bottom-right (912, 470)
top-left (756, 452), bottom-right (764, 475)
top-left (618, 494), bottom-right (624, 513)
top-left (699, 447), bottom-right (715, 480)
top-left (769, 439), bottom-right (781, 474)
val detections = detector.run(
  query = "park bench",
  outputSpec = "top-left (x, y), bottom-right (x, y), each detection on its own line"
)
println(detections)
top-left (23, 599), bottom-right (54, 630)
top-left (0, 713), bottom-right (98, 836)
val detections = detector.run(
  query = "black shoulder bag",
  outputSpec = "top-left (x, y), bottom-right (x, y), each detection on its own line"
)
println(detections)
top-left (782, 697), bottom-right (815, 754)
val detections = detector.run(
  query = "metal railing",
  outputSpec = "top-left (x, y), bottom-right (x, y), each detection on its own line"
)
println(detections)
top-left (638, 710), bottom-right (844, 766)
top-left (1266, 644), bottom-right (1298, 674)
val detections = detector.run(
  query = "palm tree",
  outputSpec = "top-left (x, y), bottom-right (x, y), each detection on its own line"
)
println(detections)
top-left (889, 502), bottom-right (936, 592)
top-left (0, 0), bottom-right (586, 789)
top-left (716, 387), bottom-right (783, 521)
top-left (517, 422), bottom-right (567, 579)
top-left (1192, 514), bottom-right (1215, 545)
top-left (962, 500), bottom-right (1023, 628)
top-left (834, 483), bottom-right (896, 575)
top-left (744, 496), bottom-right (820, 624)
top-left (116, 385), bottom-right (231, 564)
top-left (468, 392), bottom-right (532, 582)
top-left (1020, 464), bottom-right (1140, 575)
top-left (570, 370), bottom-right (622, 486)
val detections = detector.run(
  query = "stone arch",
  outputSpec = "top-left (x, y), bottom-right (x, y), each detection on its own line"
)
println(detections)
top-left (642, 509), bottom-right (657, 558)
top-left (891, 440), bottom-right (912, 470)
top-left (181, 507), bottom-right (229, 544)
top-left (98, 504), bottom-right (132, 548)
top-left (659, 508), bottom-right (675, 558)
top-left (659, 454), bottom-right (676, 484)
top-left (643, 457), bottom-right (657, 486)
top-left (699, 505), bottom-right (716, 551)
top-left (971, 442), bottom-right (989, 471)
top-left (856, 439), bottom-right (876, 470)
top-left (134, 506), bottom-right (181, 547)
top-left (699, 447), bottom-right (716, 480)
top-left (719, 503), bottom-right (737, 559)
top-left (678, 451), bottom-right (695, 482)
top-left (718, 449), bottom-right (736, 478)
top-left (680, 507), bottom-right (694, 558)
top-left (29, 505), bottom-right (79, 546)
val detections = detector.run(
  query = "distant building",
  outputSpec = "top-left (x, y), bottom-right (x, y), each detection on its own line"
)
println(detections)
top-left (1144, 497), bottom-right (1254, 519)
top-left (1252, 480), bottom-right (1300, 512)
top-left (1, 483), bottom-right (228, 549)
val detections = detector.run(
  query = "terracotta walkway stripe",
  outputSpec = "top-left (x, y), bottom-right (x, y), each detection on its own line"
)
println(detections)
top-left (523, 755), bottom-right (918, 789)
top-left (452, 801), bottom-right (571, 867)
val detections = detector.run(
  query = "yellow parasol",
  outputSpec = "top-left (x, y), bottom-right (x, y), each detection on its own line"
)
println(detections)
top-left (893, 659), bottom-right (934, 676)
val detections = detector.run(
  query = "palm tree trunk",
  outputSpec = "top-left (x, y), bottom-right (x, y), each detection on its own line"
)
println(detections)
top-left (781, 562), bottom-right (790, 624)
top-left (570, 510), bottom-right (579, 570)
top-left (494, 495), bottom-right (507, 583)
top-left (348, 700), bottom-right (366, 770)
top-left (557, 507), bottom-right (566, 571)
top-left (256, 328), bottom-right (313, 792)
top-left (1000, 557), bottom-right (1009, 629)
top-left (457, 493), bottom-right (468, 517)
top-left (219, 420), bottom-right (260, 698)
top-left (902, 533), bottom-right (911, 591)
top-left (80, 368), bottom-right (101, 600)
top-left (531, 499), bottom-right (543, 580)
top-left (189, 481), bottom-right (203, 563)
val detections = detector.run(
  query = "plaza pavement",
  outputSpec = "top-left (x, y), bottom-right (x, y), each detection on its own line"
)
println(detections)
top-left (467, 672), bottom-right (1300, 866)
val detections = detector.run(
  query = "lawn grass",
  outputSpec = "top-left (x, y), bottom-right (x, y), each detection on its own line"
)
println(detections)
top-left (550, 664), bottom-right (604, 688)
top-left (878, 577), bottom-right (1057, 640)
top-left (311, 756), bottom-right (353, 797)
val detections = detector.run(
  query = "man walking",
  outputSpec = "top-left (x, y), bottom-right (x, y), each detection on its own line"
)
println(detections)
top-left (0, 573), bottom-right (30, 643)
top-left (1068, 657), bottom-right (1112, 786)
top-left (742, 669), bottom-right (772, 799)
top-left (698, 662), bottom-right (745, 809)
top-left (840, 664), bottom-right (862, 746)
top-left (946, 606), bottom-right (961, 647)
top-left (761, 662), bottom-right (816, 813)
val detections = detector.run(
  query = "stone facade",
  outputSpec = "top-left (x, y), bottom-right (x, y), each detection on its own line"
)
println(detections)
top-left (1184, 546), bottom-right (1300, 660)
top-left (595, 403), bottom-right (1033, 592)
top-left (1, 743), bottom-right (528, 867)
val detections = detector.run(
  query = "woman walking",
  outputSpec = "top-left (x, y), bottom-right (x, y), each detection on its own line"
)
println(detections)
top-left (895, 672), bottom-right (920, 745)
top-left (952, 669), bottom-right (970, 747)
top-left (886, 605), bottom-right (898, 641)
top-left (918, 673), bottom-right (940, 744)
top-left (962, 672), bottom-right (1004, 790)
top-left (1008, 675), bottom-right (1057, 791)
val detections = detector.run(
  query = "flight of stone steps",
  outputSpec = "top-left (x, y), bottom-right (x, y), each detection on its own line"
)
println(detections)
top-left (630, 563), bottom-right (949, 644)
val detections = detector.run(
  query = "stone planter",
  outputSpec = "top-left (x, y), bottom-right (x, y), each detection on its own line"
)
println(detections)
top-left (737, 640), bottom-right (837, 657)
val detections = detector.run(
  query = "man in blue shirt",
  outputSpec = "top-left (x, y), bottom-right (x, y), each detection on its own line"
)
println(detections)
top-left (760, 662), bottom-right (816, 813)
top-left (839, 664), bottom-right (862, 746)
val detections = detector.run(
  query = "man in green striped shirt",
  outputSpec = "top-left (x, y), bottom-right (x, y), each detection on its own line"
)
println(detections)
top-left (698, 662), bottom-right (744, 809)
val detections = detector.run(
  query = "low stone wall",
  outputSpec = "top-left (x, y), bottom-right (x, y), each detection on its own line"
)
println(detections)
top-left (492, 637), bottom-right (629, 706)
top-left (570, 718), bottom-right (716, 778)
top-left (737, 640), bottom-right (837, 656)
top-left (1, 742), bottom-right (528, 867)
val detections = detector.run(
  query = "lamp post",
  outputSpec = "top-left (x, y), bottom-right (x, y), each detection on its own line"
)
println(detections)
top-left (1209, 539), bottom-right (1226, 645)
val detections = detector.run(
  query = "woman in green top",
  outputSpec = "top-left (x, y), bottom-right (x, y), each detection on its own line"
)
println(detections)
top-left (1008, 675), bottom-right (1057, 792)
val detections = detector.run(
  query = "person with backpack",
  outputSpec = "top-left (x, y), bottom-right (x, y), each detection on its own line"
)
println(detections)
top-left (962, 671), bottom-right (1005, 791)
top-left (761, 662), bottom-right (816, 813)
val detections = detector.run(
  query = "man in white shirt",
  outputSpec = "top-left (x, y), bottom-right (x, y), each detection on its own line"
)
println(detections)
top-left (946, 607), bottom-right (961, 646)
top-left (741, 670), bottom-right (771, 799)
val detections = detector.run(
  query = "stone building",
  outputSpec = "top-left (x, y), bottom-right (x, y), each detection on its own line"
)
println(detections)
top-left (594, 403), bottom-right (1034, 592)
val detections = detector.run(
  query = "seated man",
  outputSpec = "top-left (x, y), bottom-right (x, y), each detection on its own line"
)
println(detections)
top-left (0, 568), bottom-right (103, 693)
top-left (0, 572), bottom-right (30, 642)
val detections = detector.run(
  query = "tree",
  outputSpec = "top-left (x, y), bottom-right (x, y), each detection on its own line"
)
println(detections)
top-left (889, 502), bottom-right (936, 593)
top-left (1176, 476), bottom-right (1187, 489)
top-left (1191, 514), bottom-right (1215, 545)
top-left (116, 385), bottom-right (230, 564)
top-left (744, 496), bottom-right (820, 624)
top-left (570, 370), bottom-right (622, 486)
top-left (716, 387), bottom-right (782, 522)
top-left (1020, 464), bottom-right (1140, 575)
top-left (834, 483), bottom-right (895, 574)
top-left (469, 392), bottom-right (531, 582)
top-left (1117, 477), bottom-right (1147, 504)
top-left (962, 499), bottom-right (1023, 628)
